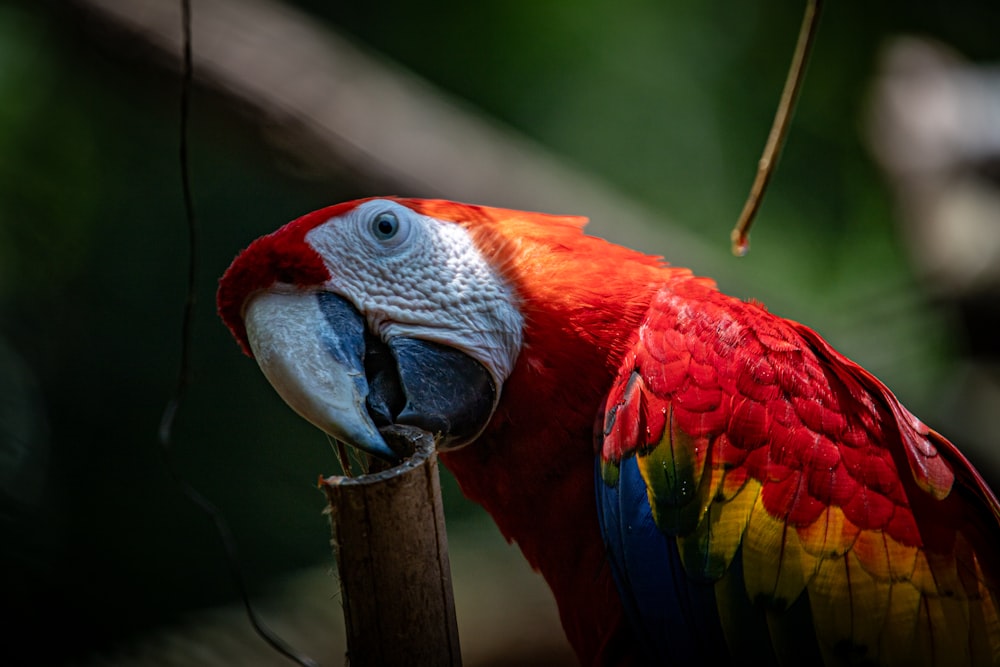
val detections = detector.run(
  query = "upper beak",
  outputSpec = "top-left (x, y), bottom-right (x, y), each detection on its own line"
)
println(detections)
top-left (243, 291), bottom-right (497, 463)
top-left (245, 290), bottom-right (398, 461)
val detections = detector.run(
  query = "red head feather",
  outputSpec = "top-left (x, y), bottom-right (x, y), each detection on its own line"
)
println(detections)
top-left (216, 199), bottom-right (381, 355)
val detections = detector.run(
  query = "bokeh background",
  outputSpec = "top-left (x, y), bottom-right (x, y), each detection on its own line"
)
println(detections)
top-left (2, 0), bottom-right (999, 664)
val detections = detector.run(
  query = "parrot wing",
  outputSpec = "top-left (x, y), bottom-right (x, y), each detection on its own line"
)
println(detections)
top-left (596, 277), bottom-right (1000, 666)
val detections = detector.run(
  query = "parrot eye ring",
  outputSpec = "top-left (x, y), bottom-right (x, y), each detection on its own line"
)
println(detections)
top-left (371, 211), bottom-right (403, 242)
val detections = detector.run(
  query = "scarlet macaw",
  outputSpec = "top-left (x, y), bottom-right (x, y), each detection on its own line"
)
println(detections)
top-left (217, 197), bottom-right (1000, 666)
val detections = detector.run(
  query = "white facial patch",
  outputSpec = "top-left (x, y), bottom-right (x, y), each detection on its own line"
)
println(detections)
top-left (304, 199), bottom-right (524, 386)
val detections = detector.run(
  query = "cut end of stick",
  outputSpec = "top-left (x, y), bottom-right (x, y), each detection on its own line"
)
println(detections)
top-left (321, 426), bottom-right (435, 487)
top-left (731, 229), bottom-right (750, 257)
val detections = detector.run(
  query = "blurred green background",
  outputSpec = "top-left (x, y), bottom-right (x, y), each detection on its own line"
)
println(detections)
top-left (2, 0), bottom-right (999, 664)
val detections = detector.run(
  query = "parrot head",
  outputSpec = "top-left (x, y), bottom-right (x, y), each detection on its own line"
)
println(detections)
top-left (217, 197), bottom-right (542, 461)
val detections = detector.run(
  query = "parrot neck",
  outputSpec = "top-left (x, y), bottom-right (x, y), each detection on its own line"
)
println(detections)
top-left (442, 238), bottom-right (688, 663)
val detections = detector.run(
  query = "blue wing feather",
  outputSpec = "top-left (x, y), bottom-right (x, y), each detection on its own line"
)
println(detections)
top-left (596, 456), bottom-right (729, 664)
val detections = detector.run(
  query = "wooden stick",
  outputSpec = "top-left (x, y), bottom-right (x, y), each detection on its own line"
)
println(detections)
top-left (730, 0), bottom-right (823, 256)
top-left (320, 427), bottom-right (462, 667)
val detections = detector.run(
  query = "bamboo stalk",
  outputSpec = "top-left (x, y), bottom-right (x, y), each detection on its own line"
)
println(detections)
top-left (320, 427), bottom-right (461, 667)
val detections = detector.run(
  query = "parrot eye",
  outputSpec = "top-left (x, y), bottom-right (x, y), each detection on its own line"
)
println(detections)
top-left (356, 202), bottom-right (413, 252)
top-left (371, 211), bottom-right (401, 241)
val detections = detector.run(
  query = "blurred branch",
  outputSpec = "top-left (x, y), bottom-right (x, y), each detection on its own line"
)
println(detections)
top-left (73, 0), bottom-right (730, 279)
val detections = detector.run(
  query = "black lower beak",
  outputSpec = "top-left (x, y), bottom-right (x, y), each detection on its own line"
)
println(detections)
top-left (317, 293), bottom-right (497, 453)
top-left (366, 337), bottom-right (496, 450)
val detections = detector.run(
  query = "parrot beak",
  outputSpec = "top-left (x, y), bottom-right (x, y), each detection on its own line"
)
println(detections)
top-left (244, 291), bottom-right (496, 463)
top-left (245, 290), bottom-right (398, 461)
